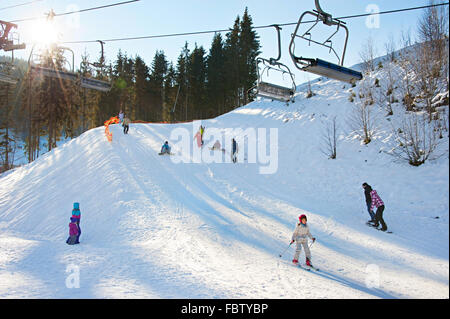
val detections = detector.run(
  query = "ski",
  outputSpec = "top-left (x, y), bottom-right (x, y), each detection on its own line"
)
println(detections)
top-left (297, 264), bottom-right (311, 271)
top-left (366, 223), bottom-right (393, 233)
top-left (305, 265), bottom-right (320, 271)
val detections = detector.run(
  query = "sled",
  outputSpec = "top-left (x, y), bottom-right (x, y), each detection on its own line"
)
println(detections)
top-left (66, 235), bottom-right (78, 245)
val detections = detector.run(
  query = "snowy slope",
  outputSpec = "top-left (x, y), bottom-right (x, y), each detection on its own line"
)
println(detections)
top-left (0, 62), bottom-right (448, 299)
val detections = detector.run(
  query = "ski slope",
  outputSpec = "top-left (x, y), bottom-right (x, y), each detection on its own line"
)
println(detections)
top-left (0, 67), bottom-right (449, 299)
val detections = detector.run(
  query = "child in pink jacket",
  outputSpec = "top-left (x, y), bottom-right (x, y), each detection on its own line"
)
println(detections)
top-left (66, 217), bottom-right (79, 245)
top-left (370, 188), bottom-right (388, 231)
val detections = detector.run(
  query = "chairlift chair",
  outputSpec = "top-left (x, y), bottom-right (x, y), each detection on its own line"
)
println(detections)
top-left (0, 62), bottom-right (18, 85)
top-left (80, 40), bottom-right (112, 92)
top-left (254, 25), bottom-right (296, 104)
top-left (30, 42), bottom-right (112, 92)
top-left (80, 77), bottom-right (111, 92)
top-left (289, 0), bottom-right (362, 84)
top-left (0, 73), bottom-right (17, 85)
top-left (30, 45), bottom-right (77, 81)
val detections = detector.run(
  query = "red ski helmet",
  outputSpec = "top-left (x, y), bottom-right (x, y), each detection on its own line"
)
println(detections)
top-left (299, 214), bottom-right (307, 222)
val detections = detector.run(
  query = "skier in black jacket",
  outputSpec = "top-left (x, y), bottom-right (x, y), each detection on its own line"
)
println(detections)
top-left (231, 138), bottom-right (238, 163)
top-left (363, 182), bottom-right (376, 223)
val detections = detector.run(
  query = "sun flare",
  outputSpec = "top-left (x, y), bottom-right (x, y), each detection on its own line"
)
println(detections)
top-left (31, 18), bottom-right (60, 45)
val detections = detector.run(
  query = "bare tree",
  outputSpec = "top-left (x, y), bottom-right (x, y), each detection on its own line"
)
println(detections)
top-left (417, 1), bottom-right (448, 62)
top-left (412, 43), bottom-right (443, 121)
top-left (388, 112), bottom-right (443, 166)
top-left (415, 1), bottom-right (449, 121)
top-left (321, 116), bottom-right (338, 159)
top-left (306, 80), bottom-right (315, 98)
top-left (359, 36), bottom-right (377, 73)
top-left (348, 81), bottom-right (377, 144)
top-left (397, 45), bottom-right (417, 112)
top-left (385, 33), bottom-right (397, 62)
top-left (375, 62), bottom-right (398, 116)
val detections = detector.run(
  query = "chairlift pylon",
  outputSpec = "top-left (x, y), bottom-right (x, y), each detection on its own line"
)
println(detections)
top-left (1, 20), bottom-right (26, 52)
top-left (1, 20), bottom-right (26, 85)
top-left (289, 0), bottom-right (362, 84)
top-left (253, 25), bottom-right (296, 104)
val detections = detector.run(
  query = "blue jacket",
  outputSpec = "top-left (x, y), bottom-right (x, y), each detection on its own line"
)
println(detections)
top-left (161, 144), bottom-right (171, 153)
top-left (72, 202), bottom-right (81, 219)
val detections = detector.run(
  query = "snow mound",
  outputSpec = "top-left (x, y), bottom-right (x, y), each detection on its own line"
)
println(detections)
top-left (0, 57), bottom-right (448, 298)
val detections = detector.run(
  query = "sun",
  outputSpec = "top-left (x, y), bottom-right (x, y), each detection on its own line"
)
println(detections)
top-left (31, 18), bottom-right (60, 45)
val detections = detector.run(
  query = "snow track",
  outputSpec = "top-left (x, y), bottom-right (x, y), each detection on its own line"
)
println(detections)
top-left (0, 74), bottom-right (448, 298)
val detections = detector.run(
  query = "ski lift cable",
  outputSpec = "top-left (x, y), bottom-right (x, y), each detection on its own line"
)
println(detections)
top-left (51, 2), bottom-right (449, 45)
top-left (9, 0), bottom-right (140, 23)
top-left (0, 0), bottom-right (44, 12)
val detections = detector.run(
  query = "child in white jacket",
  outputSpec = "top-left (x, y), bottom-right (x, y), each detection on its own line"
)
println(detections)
top-left (291, 214), bottom-right (316, 267)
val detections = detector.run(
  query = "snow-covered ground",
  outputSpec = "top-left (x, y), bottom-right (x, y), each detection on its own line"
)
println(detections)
top-left (0, 60), bottom-right (448, 298)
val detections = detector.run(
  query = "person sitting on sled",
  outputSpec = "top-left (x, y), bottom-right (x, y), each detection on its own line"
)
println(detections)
top-left (160, 141), bottom-right (171, 154)
top-left (291, 214), bottom-right (316, 267)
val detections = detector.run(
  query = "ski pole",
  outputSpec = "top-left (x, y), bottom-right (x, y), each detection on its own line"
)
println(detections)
top-left (279, 242), bottom-right (292, 257)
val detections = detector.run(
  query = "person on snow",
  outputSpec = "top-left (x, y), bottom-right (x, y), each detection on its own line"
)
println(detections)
top-left (362, 182), bottom-right (376, 223)
top-left (211, 140), bottom-right (224, 152)
top-left (160, 141), bottom-right (171, 155)
top-left (291, 214), bottom-right (316, 267)
top-left (122, 115), bottom-right (130, 134)
top-left (211, 140), bottom-right (221, 150)
top-left (369, 187), bottom-right (388, 231)
top-left (118, 110), bottom-right (124, 124)
top-left (71, 202), bottom-right (81, 244)
top-left (199, 125), bottom-right (205, 145)
top-left (66, 217), bottom-right (79, 245)
top-left (231, 138), bottom-right (238, 163)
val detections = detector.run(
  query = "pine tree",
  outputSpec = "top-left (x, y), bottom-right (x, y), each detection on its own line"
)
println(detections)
top-left (224, 16), bottom-right (241, 112)
top-left (149, 50), bottom-right (168, 121)
top-left (207, 33), bottom-right (226, 117)
top-left (133, 55), bottom-right (150, 121)
top-left (164, 63), bottom-right (177, 122)
top-left (175, 43), bottom-right (190, 121)
top-left (239, 7), bottom-right (260, 104)
top-left (110, 51), bottom-right (135, 119)
top-left (188, 44), bottom-right (207, 119)
top-left (36, 46), bottom-right (77, 152)
top-left (0, 79), bottom-right (17, 171)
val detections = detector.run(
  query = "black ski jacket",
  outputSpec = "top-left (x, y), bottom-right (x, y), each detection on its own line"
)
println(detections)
top-left (364, 185), bottom-right (373, 204)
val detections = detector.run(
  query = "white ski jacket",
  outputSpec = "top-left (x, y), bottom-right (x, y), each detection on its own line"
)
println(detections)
top-left (292, 223), bottom-right (313, 242)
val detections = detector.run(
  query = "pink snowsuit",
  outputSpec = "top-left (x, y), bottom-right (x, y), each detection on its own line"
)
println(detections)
top-left (69, 222), bottom-right (78, 236)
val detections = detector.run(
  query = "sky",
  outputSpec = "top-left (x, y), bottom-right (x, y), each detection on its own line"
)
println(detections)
top-left (1, 0), bottom-right (447, 86)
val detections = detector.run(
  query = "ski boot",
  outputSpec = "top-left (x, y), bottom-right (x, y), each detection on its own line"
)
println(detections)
top-left (292, 259), bottom-right (299, 265)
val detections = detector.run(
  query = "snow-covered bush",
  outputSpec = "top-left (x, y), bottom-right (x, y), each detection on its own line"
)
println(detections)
top-left (388, 112), bottom-right (443, 166)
